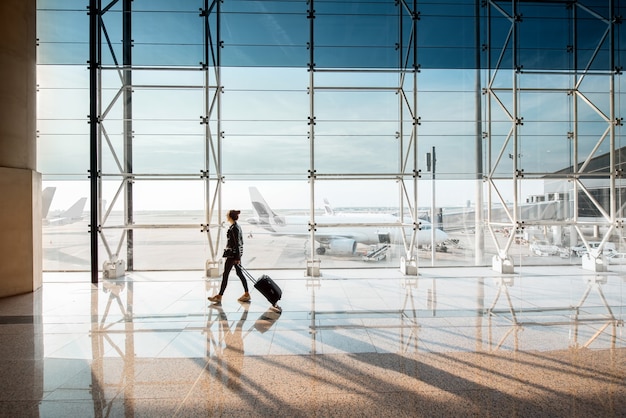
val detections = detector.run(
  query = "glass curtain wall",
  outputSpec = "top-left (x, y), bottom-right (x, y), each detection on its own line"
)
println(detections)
top-left (38, 0), bottom-right (92, 271)
top-left (484, 0), bottom-right (626, 272)
top-left (36, 0), bottom-right (626, 277)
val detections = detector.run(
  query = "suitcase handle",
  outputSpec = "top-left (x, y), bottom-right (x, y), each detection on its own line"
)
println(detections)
top-left (239, 265), bottom-right (257, 284)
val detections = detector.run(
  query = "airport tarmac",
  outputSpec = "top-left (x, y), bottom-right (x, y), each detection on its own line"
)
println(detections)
top-left (42, 213), bottom-right (613, 274)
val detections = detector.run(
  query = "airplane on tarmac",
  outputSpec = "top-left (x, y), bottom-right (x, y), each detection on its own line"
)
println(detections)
top-left (42, 187), bottom-right (87, 226)
top-left (247, 187), bottom-right (449, 255)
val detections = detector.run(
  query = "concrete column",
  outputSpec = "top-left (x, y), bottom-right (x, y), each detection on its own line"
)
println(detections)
top-left (0, 0), bottom-right (41, 297)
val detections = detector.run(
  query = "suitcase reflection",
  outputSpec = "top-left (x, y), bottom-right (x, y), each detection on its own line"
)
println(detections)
top-left (206, 305), bottom-right (282, 391)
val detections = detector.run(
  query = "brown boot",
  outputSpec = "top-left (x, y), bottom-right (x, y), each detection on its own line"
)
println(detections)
top-left (208, 294), bottom-right (222, 303)
top-left (237, 292), bottom-right (251, 302)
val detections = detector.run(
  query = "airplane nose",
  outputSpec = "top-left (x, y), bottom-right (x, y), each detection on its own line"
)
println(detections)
top-left (435, 229), bottom-right (449, 243)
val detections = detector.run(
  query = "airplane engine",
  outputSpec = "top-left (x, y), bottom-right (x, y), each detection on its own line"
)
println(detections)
top-left (329, 238), bottom-right (357, 255)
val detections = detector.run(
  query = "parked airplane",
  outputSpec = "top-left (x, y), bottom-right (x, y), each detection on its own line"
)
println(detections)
top-left (43, 194), bottom-right (87, 226)
top-left (247, 187), bottom-right (449, 255)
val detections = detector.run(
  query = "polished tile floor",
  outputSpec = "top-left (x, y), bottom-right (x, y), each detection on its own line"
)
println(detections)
top-left (0, 266), bottom-right (625, 417)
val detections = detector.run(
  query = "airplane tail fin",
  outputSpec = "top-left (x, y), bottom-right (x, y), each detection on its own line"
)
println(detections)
top-left (42, 187), bottom-right (56, 219)
top-left (323, 198), bottom-right (335, 216)
top-left (249, 187), bottom-right (285, 228)
top-left (61, 197), bottom-right (87, 220)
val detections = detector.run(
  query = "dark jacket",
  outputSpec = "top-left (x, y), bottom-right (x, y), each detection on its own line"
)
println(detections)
top-left (225, 222), bottom-right (244, 259)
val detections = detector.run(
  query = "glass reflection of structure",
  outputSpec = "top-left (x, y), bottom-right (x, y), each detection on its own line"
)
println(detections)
top-left (485, 275), bottom-right (623, 351)
top-left (89, 279), bottom-right (279, 415)
top-left (35, 1), bottom-right (626, 277)
top-left (306, 276), bottom-right (422, 355)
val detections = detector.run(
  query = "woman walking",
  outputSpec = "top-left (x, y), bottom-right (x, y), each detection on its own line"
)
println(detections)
top-left (208, 210), bottom-right (251, 303)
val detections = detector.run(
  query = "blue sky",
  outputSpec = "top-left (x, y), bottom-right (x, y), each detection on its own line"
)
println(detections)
top-left (35, 0), bottom-right (622, 213)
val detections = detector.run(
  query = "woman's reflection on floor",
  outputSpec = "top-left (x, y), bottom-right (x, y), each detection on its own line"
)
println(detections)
top-left (208, 304), bottom-right (248, 391)
top-left (207, 303), bottom-right (283, 391)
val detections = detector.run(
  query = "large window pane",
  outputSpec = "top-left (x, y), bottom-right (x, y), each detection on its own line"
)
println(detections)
top-left (35, 1), bottom-right (626, 273)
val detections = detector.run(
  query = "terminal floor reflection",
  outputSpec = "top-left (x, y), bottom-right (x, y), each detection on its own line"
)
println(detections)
top-left (0, 266), bottom-right (625, 417)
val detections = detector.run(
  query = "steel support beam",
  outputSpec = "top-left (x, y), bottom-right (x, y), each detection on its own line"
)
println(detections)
top-left (89, 0), bottom-right (100, 284)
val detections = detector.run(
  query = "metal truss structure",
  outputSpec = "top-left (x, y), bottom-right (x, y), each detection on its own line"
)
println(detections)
top-left (304, 2), bottom-right (423, 276)
top-left (484, 0), bottom-right (624, 273)
top-left (89, 0), bottom-right (229, 283)
top-left (87, 0), bottom-right (426, 282)
top-left (85, 0), bottom-right (624, 282)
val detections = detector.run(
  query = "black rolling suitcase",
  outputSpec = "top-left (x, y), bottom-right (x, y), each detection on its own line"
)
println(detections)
top-left (241, 266), bottom-right (282, 311)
